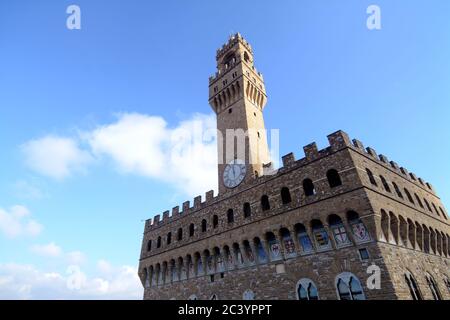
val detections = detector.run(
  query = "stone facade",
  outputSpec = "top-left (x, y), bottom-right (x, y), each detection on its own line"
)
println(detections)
top-left (137, 34), bottom-right (450, 300)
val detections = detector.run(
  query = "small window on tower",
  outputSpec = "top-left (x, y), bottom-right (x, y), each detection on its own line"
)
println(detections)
top-left (244, 51), bottom-right (250, 63)
top-left (254, 112), bottom-right (256, 117)
top-left (228, 108), bottom-right (232, 114)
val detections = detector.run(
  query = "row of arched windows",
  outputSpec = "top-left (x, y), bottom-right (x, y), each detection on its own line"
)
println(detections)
top-left (185, 273), bottom-right (365, 300)
top-left (404, 270), bottom-right (445, 300)
top-left (366, 168), bottom-right (448, 220)
top-left (380, 209), bottom-right (450, 257)
top-left (141, 211), bottom-right (372, 288)
top-left (302, 169), bottom-right (342, 196)
top-left (146, 169), bottom-right (344, 253)
top-left (184, 271), bottom-right (448, 300)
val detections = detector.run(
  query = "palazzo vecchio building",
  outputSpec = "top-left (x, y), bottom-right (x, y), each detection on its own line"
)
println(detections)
top-left (138, 34), bottom-right (450, 300)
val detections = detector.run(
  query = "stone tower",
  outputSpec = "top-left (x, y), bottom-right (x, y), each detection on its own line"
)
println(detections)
top-left (208, 33), bottom-right (271, 195)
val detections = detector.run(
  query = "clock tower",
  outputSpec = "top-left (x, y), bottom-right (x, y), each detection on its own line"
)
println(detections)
top-left (209, 34), bottom-right (271, 194)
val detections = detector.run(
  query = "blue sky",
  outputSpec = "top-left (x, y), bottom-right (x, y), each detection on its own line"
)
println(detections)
top-left (0, 0), bottom-right (449, 299)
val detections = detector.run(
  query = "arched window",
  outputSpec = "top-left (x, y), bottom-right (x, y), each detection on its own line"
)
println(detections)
top-left (296, 278), bottom-right (319, 300)
top-left (335, 272), bottom-right (365, 300)
top-left (414, 194), bottom-right (424, 209)
top-left (222, 245), bottom-right (232, 270)
top-left (201, 219), bottom-right (207, 232)
top-left (328, 214), bottom-right (351, 247)
top-left (423, 225), bottom-right (430, 253)
top-left (399, 216), bottom-right (408, 247)
top-left (432, 203), bottom-right (440, 217)
top-left (157, 236), bottom-right (161, 248)
top-left (243, 289), bottom-right (255, 300)
top-left (404, 188), bottom-right (415, 204)
top-left (227, 209), bottom-right (234, 223)
top-left (233, 243), bottom-right (244, 265)
top-left (380, 210), bottom-right (389, 242)
top-left (303, 179), bottom-right (316, 196)
top-left (311, 219), bottom-right (331, 250)
top-left (204, 249), bottom-right (212, 274)
top-left (188, 294), bottom-right (198, 300)
top-left (280, 187), bottom-right (292, 204)
top-left (439, 207), bottom-right (448, 220)
top-left (327, 169), bottom-right (342, 188)
top-left (380, 175), bottom-right (391, 193)
top-left (243, 202), bottom-right (251, 218)
top-left (177, 228), bottom-right (182, 241)
top-left (295, 223), bottom-right (314, 254)
top-left (415, 223), bottom-right (423, 251)
top-left (149, 266), bottom-right (154, 287)
top-left (424, 198), bottom-right (432, 212)
top-left (404, 271), bottom-right (423, 300)
top-left (430, 228), bottom-right (436, 254)
top-left (178, 255), bottom-right (191, 280)
top-left (407, 218), bottom-right (416, 249)
top-left (161, 261), bottom-right (168, 284)
top-left (213, 215), bottom-right (219, 229)
top-left (189, 223), bottom-right (195, 237)
top-left (210, 294), bottom-right (218, 300)
top-left (445, 277), bottom-right (450, 293)
top-left (389, 212), bottom-right (399, 244)
top-left (436, 232), bottom-right (442, 255)
top-left (243, 240), bottom-right (255, 264)
top-left (366, 168), bottom-right (377, 186)
top-left (167, 232), bottom-right (172, 245)
top-left (392, 182), bottom-right (403, 198)
top-left (214, 247), bottom-right (224, 272)
top-left (143, 268), bottom-right (149, 288)
top-left (243, 51), bottom-right (250, 63)
top-left (147, 240), bottom-right (152, 252)
top-left (169, 259), bottom-right (176, 282)
top-left (261, 195), bottom-right (270, 211)
top-left (155, 263), bottom-right (161, 285)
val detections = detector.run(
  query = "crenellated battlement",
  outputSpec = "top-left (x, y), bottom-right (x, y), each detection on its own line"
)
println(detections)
top-left (144, 130), bottom-right (437, 231)
top-left (216, 33), bottom-right (252, 60)
top-left (208, 33), bottom-right (263, 84)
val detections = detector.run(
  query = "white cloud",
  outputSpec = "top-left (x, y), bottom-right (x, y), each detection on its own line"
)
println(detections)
top-left (21, 135), bottom-right (92, 180)
top-left (0, 262), bottom-right (142, 300)
top-left (31, 245), bottom-right (88, 266)
top-left (0, 205), bottom-right (43, 238)
top-left (30, 242), bottom-right (62, 258)
top-left (21, 112), bottom-right (218, 197)
top-left (86, 112), bottom-right (218, 196)
top-left (87, 113), bottom-right (167, 177)
top-left (97, 259), bottom-right (113, 274)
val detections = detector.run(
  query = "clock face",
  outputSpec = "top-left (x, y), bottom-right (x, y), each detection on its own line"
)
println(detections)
top-left (223, 159), bottom-right (246, 189)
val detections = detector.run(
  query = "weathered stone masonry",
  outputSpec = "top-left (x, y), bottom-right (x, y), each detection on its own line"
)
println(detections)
top-left (137, 34), bottom-right (450, 300)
